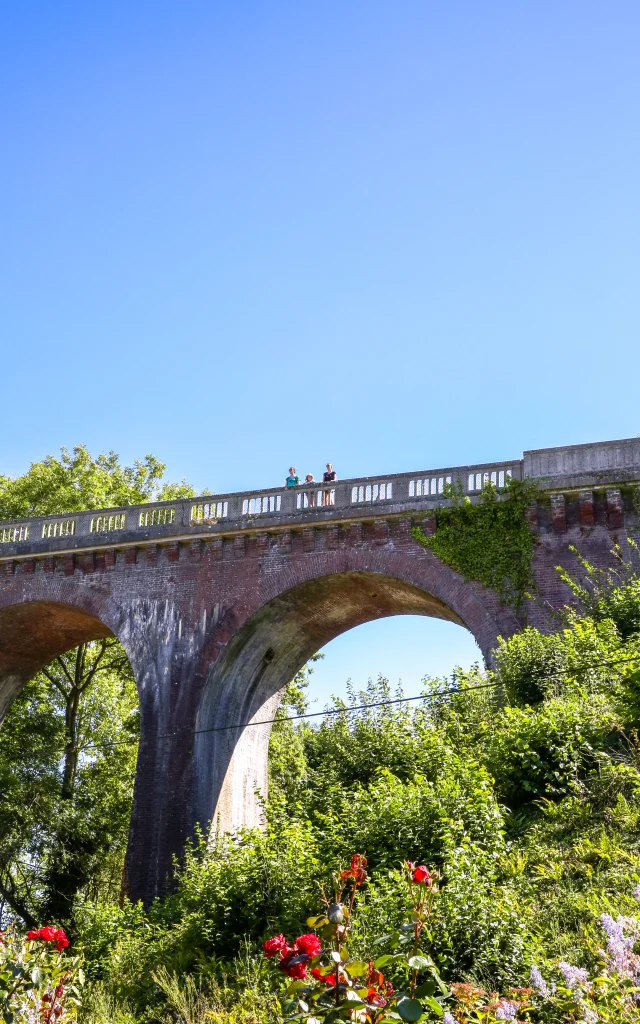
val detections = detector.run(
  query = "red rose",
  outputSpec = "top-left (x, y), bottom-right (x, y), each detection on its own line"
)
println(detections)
top-left (286, 961), bottom-right (308, 980)
top-left (27, 927), bottom-right (62, 944)
top-left (295, 933), bottom-right (322, 956)
top-left (278, 947), bottom-right (298, 974)
top-left (412, 865), bottom-right (432, 885)
top-left (339, 853), bottom-right (368, 885)
top-left (54, 929), bottom-right (68, 952)
top-left (367, 988), bottom-right (387, 1007)
top-left (263, 934), bottom-right (287, 958)
top-left (312, 968), bottom-right (337, 986)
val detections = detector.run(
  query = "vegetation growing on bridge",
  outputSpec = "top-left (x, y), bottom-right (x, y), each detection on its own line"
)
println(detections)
top-left (411, 477), bottom-right (538, 609)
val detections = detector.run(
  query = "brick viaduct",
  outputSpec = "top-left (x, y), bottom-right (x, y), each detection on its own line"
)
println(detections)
top-left (1, 437), bottom-right (640, 904)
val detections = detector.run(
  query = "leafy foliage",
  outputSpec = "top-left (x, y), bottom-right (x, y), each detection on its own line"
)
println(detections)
top-left (411, 478), bottom-right (538, 608)
top-left (0, 443), bottom-right (196, 520)
top-left (0, 647), bottom-right (139, 928)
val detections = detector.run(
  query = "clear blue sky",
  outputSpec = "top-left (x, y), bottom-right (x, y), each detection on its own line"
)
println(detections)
top-left (2, 1), bottom-right (639, 705)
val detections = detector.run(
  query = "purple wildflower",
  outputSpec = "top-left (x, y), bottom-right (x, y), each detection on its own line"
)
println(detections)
top-left (599, 911), bottom-right (640, 982)
top-left (558, 962), bottom-right (590, 989)
top-left (529, 965), bottom-right (550, 998)
top-left (443, 1014), bottom-right (457, 1024)
top-left (495, 1001), bottom-right (518, 1020)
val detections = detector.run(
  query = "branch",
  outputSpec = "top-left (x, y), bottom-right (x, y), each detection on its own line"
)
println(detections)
top-left (0, 873), bottom-right (37, 929)
top-left (41, 666), bottom-right (69, 700)
top-left (54, 655), bottom-right (75, 688)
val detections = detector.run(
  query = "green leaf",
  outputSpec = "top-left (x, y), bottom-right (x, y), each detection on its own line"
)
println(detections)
top-left (422, 996), bottom-right (444, 1016)
top-left (414, 980), bottom-right (436, 998)
top-left (374, 955), bottom-right (395, 968)
top-left (345, 961), bottom-right (368, 977)
top-left (344, 991), bottom-right (365, 1005)
top-left (307, 916), bottom-right (329, 928)
top-left (407, 956), bottom-right (431, 971)
top-left (285, 979), bottom-right (308, 995)
top-left (396, 996), bottom-right (424, 1022)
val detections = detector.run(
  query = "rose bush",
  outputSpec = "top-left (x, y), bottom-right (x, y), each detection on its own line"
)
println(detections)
top-left (0, 925), bottom-right (83, 1023)
top-left (262, 859), bottom-right (640, 1024)
top-left (262, 855), bottom-right (450, 1022)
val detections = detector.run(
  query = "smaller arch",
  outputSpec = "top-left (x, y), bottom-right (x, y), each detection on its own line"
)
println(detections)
top-left (0, 600), bottom-right (114, 723)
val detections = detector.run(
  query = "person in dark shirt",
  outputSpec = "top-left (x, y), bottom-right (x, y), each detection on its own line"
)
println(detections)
top-left (322, 463), bottom-right (336, 505)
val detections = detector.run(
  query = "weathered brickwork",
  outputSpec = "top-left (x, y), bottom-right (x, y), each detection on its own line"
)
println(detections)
top-left (0, 436), bottom-right (639, 904)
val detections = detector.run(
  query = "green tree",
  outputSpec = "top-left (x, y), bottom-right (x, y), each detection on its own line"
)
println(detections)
top-left (0, 443), bottom-right (195, 520)
top-left (0, 445), bottom-right (196, 929)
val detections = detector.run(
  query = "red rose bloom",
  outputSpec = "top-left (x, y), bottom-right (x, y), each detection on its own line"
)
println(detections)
top-left (367, 988), bottom-right (387, 1007)
top-left (27, 926), bottom-right (67, 949)
top-left (339, 853), bottom-right (368, 885)
top-left (278, 946), bottom-right (298, 974)
top-left (412, 865), bottom-right (432, 885)
top-left (312, 968), bottom-right (337, 986)
top-left (295, 933), bottom-right (322, 956)
top-left (263, 934), bottom-right (287, 958)
top-left (286, 961), bottom-right (308, 980)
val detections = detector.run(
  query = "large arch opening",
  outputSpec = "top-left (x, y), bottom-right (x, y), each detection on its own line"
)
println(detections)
top-left (307, 616), bottom-right (482, 707)
top-left (195, 570), bottom-right (489, 836)
top-left (0, 600), bottom-right (139, 927)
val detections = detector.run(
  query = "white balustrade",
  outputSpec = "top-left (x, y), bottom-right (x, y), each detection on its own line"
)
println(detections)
top-left (297, 488), bottom-right (335, 508)
top-left (409, 476), bottom-right (452, 497)
top-left (191, 501), bottom-right (228, 522)
top-left (91, 514), bottom-right (126, 532)
top-left (467, 468), bottom-right (512, 492)
top-left (242, 494), bottom-right (281, 516)
top-left (0, 525), bottom-right (29, 543)
top-left (351, 482), bottom-right (392, 503)
top-left (139, 507), bottom-right (176, 527)
top-left (42, 519), bottom-right (76, 539)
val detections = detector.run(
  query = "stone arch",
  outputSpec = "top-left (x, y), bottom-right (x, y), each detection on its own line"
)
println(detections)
top-left (194, 561), bottom-right (520, 837)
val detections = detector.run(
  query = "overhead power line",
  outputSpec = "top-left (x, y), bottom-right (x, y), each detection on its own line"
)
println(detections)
top-left (82, 652), bottom-right (640, 752)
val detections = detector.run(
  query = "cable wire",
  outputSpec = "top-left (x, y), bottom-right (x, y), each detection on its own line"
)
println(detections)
top-left (82, 651), bottom-right (640, 752)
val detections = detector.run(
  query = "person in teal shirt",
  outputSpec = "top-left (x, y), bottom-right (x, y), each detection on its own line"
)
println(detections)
top-left (285, 467), bottom-right (299, 487)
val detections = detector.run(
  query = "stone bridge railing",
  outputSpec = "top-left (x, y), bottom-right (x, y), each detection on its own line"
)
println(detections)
top-left (1, 436), bottom-right (640, 561)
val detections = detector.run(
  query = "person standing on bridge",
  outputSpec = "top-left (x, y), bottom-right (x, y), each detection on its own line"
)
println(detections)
top-left (285, 467), bottom-right (299, 488)
top-left (322, 463), bottom-right (337, 505)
